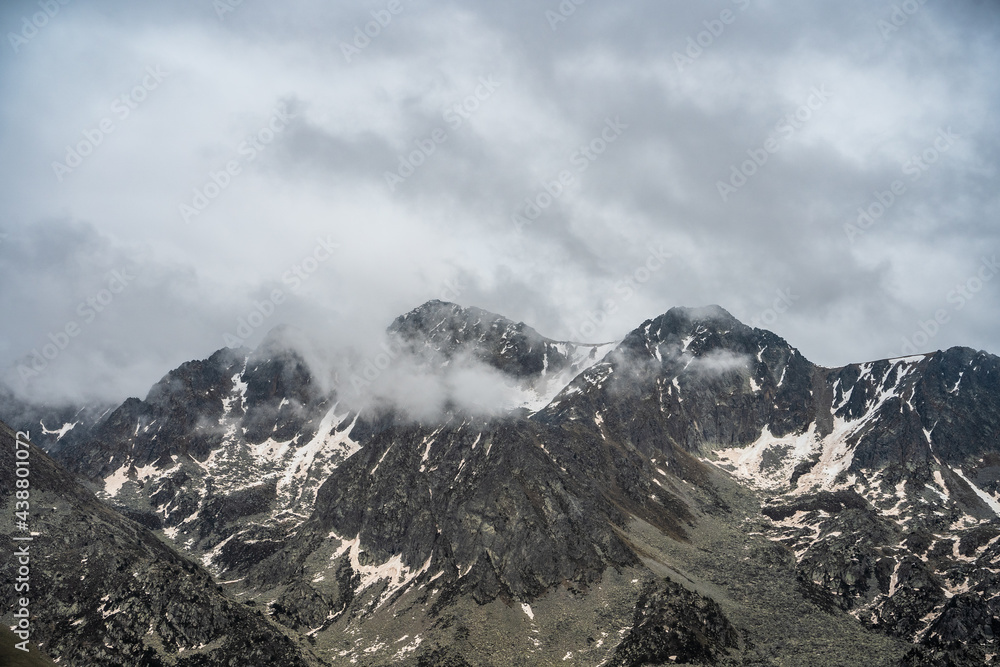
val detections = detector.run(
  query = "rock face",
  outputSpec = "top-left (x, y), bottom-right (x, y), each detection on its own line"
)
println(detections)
top-left (607, 578), bottom-right (740, 666)
top-left (0, 384), bottom-right (114, 458)
top-left (0, 420), bottom-right (316, 666)
top-left (388, 299), bottom-right (611, 380)
top-left (2, 301), bottom-right (999, 666)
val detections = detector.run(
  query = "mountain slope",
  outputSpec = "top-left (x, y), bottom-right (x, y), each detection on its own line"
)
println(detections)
top-left (0, 419), bottom-right (317, 666)
top-left (2, 302), bottom-right (998, 665)
top-left (1, 302), bottom-right (618, 588)
top-left (532, 305), bottom-right (1000, 665)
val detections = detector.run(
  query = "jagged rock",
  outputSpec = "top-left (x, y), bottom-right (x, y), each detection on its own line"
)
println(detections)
top-left (607, 577), bottom-right (740, 666)
top-left (3, 301), bottom-right (1000, 665)
top-left (0, 420), bottom-right (316, 666)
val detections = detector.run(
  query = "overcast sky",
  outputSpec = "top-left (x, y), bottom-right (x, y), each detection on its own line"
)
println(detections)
top-left (1, 0), bottom-right (998, 405)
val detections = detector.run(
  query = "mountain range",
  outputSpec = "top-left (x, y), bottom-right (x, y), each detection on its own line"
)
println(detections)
top-left (2, 300), bottom-right (999, 666)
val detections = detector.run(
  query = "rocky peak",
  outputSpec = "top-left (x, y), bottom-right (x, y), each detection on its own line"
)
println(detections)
top-left (389, 299), bottom-right (569, 378)
top-left (9, 302), bottom-right (1000, 666)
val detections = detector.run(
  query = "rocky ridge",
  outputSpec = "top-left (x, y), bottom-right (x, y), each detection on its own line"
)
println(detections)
top-left (1, 301), bottom-right (998, 665)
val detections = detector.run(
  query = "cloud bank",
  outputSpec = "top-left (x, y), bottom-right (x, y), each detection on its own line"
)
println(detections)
top-left (1, 0), bottom-right (998, 406)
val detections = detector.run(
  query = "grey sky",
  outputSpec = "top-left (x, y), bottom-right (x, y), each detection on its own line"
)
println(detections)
top-left (1, 0), bottom-right (998, 405)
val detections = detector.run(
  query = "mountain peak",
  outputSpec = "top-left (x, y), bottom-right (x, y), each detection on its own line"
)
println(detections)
top-left (393, 299), bottom-right (514, 332)
top-left (618, 304), bottom-right (756, 359)
top-left (663, 304), bottom-right (742, 329)
top-left (389, 300), bottom-right (568, 380)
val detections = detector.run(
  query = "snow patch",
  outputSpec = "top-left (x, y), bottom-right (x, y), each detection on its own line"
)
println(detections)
top-left (707, 424), bottom-right (820, 492)
top-left (337, 537), bottom-right (433, 608)
top-left (103, 465), bottom-right (131, 497)
top-left (952, 468), bottom-right (1000, 516)
top-left (40, 420), bottom-right (76, 440)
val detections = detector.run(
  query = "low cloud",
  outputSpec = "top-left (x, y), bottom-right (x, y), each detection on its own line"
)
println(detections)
top-left (331, 343), bottom-right (544, 421)
top-left (685, 349), bottom-right (753, 376)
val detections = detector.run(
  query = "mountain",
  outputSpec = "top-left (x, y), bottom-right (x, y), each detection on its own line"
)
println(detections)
top-left (534, 305), bottom-right (1000, 664)
top-left (0, 384), bottom-right (114, 457)
top-left (387, 299), bottom-right (616, 405)
top-left (0, 303), bottom-right (620, 587)
top-left (2, 301), bottom-right (998, 665)
top-left (0, 419), bottom-right (317, 665)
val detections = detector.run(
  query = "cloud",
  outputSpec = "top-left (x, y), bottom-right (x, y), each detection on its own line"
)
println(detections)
top-left (1, 0), bottom-right (999, 408)
top-left (329, 340), bottom-right (547, 421)
top-left (685, 349), bottom-right (753, 377)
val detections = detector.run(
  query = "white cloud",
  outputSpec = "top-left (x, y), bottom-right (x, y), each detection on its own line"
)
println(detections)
top-left (1, 0), bottom-right (998, 406)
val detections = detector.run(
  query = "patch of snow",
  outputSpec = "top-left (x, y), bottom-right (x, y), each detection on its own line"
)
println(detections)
top-left (392, 635), bottom-right (423, 661)
top-left (338, 537), bottom-right (433, 608)
top-left (419, 428), bottom-right (443, 470)
top-left (371, 444), bottom-right (393, 476)
top-left (201, 534), bottom-right (236, 570)
top-left (952, 468), bottom-right (1000, 516)
top-left (888, 354), bottom-right (927, 364)
top-left (40, 420), bottom-right (76, 440)
top-left (932, 470), bottom-right (949, 499)
top-left (881, 480), bottom-right (909, 517)
top-left (791, 417), bottom-right (859, 494)
top-left (707, 423), bottom-right (820, 491)
top-left (277, 406), bottom-right (359, 504)
top-left (220, 369), bottom-right (248, 424)
top-left (103, 465), bottom-right (131, 497)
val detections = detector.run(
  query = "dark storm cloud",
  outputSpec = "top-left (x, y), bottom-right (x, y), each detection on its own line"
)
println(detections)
top-left (0, 0), bottom-right (998, 405)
